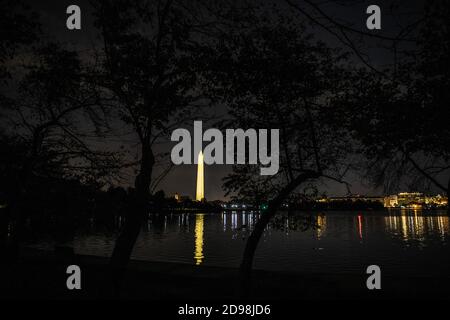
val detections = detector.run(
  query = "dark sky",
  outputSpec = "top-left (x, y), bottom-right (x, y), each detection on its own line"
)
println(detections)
top-left (19, 0), bottom-right (442, 200)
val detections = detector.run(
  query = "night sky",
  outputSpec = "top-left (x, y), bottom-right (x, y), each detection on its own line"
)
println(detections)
top-left (19, 0), bottom-right (444, 200)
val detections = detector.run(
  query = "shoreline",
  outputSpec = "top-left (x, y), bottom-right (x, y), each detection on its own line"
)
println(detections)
top-left (1, 248), bottom-right (450, 300)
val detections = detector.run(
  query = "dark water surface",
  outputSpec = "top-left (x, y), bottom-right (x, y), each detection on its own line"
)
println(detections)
top-left (29, 210), bottom-right (450, 276)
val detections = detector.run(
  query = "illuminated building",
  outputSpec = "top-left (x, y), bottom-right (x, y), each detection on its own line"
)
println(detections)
top-left (384, 195), bottom-right (398, 208)
top-left (397, 192), bottom-right (424, 207)
top-left (383, 192), bottom-right (448, 209)
top-left (425, 194), bottom-right (448, 207)
top-left (196, 151), bottom-right (204, 201)
top-left (315, 192), bottom-right (447, 209)
top-left (174, 193), bottom-right (190, 202)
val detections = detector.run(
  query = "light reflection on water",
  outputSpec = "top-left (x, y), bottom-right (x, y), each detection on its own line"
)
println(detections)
top-left (384, 210), bottom-right (448, 242)
top-left (30, 210), bottom-right (450, 276)
top-left (194, 214), bottom-right (204, 265)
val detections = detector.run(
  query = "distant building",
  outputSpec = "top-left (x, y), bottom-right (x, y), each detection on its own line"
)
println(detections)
top-left (316, 192), bottom-right (447, 209)
top-left (425, 194), bottom-right (448, 206)
top-left (320, 195), bottom-right (384, 204)
top-left (397, 192), bottom-right (424, 207)
top-left (383, 192), bottom-right (448, 208)
top-left (384, 195), bottom-right (398, 208)
top-left (174, 193), bottom-right (191, 202)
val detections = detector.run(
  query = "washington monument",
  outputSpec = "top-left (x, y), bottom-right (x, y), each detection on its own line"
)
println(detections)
top-left (196, 151), bottom-right (204, 201)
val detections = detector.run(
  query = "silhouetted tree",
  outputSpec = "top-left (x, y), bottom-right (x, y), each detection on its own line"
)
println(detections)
top-left (0, 0), bottom-right (38, 85)
top-left (91, 0), bottom-right (218, 281)
top-left (213, 7), bottom-right (354, 293)
top-left (334, 1), bottom-right (449, 207)
top-left (0, 42), bottom-right (119, 257)
top-left (285, 0), bottom-right (449, 204)
top-left (6, 44), bottom-right (116, 179)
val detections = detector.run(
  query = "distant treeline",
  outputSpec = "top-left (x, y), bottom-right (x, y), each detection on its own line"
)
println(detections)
top-left (286, 199), bottom-right (385, 211)
top-left (0, 175), bottom-right (220, 246)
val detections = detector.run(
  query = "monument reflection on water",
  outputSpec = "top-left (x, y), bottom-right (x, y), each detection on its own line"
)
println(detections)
top-left (30, 210), bottom-right (450, 275)
top-left (194, 214), bottom-right (204, 265)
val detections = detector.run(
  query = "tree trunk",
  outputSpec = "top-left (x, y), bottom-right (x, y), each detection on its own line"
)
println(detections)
top-left (108, 144), bottom-right (154, 293)
top-left (6, 163), bottom-right (32, 262)
top-left (238, 171), bottom-right (320, 297)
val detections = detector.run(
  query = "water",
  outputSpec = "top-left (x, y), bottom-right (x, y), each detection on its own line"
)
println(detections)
top-left (30, 210), bottom-right (450, 276)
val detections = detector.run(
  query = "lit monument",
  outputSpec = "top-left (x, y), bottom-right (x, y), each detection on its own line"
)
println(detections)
top-left (196, 150), bottom-right (204, 201)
